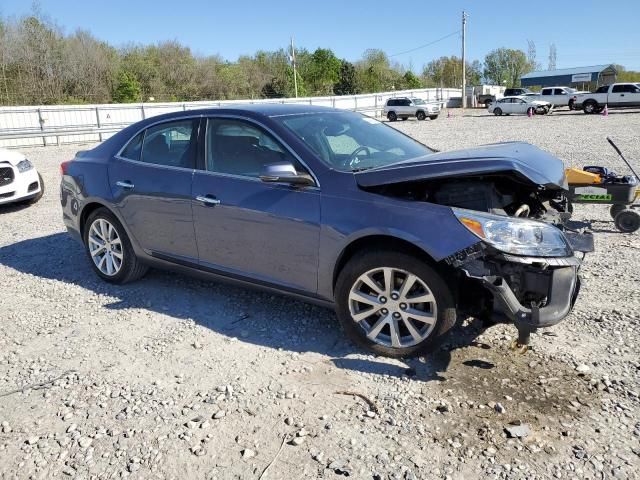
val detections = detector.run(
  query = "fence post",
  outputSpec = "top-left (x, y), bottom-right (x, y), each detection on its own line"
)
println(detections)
top-left (37, 108), bottom-right (46, 146)
top-left (374, 95), bottom-right (378, 118)
top-left (141, 104), bottom-right (146, 120)
top-left (95, 107), bottom-right (103, 142)
top-left (354, 96), bottom-right (358, 112)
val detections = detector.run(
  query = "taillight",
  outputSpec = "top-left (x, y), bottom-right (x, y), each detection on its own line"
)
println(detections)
top-left (60, 160), bottom-right (72, 176)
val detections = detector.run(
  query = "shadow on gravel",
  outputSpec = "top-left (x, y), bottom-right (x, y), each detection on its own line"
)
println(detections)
top-left (0, 232), bottom-right (491, 382)
top-left (0, 201), bottom-right (34, 214)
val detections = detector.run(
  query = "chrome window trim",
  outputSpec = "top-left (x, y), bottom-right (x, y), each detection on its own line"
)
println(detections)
top-left (203, 114), bottom-right (321, 189)
top-left (115, 114), bottom-right (203, 160)
top-left (112, 155), bottom-right (197, 174)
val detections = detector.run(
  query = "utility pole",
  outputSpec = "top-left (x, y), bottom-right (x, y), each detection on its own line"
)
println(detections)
top-left (291, 36), bottom-right (298, 98)
top-left (461, 10), bottom-right (468, 109)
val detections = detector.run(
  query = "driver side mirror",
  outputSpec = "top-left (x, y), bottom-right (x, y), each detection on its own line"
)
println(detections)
top-left (259, 162), bottom-right (314, 187)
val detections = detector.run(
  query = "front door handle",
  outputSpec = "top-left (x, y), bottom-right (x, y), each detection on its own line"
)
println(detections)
top-left (116, 180), bottom-right (134, 189)
top-left (196, 195), bottom-right (221, 206)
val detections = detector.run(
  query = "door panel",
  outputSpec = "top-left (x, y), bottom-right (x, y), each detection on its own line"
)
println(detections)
top-left (108, 118), bottom-right (199, 262)
top-left (108, 159), bottom-right (197, 260)
top-left (192, 174), bottom-right (321, 292)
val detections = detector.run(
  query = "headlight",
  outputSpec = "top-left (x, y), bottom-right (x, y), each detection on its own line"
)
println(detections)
top-left (453, 208), bottom-right (570, 257)
top-left (17, 159), bottom-right (33, 173)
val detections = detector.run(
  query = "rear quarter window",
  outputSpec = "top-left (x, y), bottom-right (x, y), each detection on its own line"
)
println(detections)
top-left (120, 132), bottom-right (144, 161)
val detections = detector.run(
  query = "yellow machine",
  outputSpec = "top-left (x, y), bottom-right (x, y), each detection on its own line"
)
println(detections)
top-left (565, 167), bottom-right (601, 185)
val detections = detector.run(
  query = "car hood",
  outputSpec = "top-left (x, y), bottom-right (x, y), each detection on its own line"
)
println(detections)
top-left (355, 142), bottom-right (568, 190)
top-left (0, 147), bottom-right (26, 166)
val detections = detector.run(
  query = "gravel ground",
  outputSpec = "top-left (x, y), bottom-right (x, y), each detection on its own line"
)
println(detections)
top-left (0, 109), bottom-right (639, 480)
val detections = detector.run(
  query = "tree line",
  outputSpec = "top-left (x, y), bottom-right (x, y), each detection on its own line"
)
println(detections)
top-left (1, 12), bottom-right (638, 106)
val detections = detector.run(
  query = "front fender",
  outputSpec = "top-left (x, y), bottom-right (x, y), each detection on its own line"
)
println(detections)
top-left (317, 194), bottom-right (480, 300)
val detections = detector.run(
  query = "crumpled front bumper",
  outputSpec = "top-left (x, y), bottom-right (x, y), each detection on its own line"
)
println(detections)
top-left (479, 264), bottom-right (579, 329)
top-left (447, 231), bottom-right (593, 343)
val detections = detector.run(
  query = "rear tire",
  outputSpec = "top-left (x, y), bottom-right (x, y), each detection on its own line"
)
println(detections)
top-left (387, 111), bottom-right (397, 122)
top-left (614, 209), bottom-right (640, 233)
top-left (335, 250), bottom-right (457, 358)
top-left (416, 111), bottom-right (426, 121)
top-left (83, 208), bottom-right (148, 284)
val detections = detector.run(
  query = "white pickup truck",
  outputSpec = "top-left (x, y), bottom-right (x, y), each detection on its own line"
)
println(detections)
top-left (535, 86), bottom-right (578, 109)
top-left (573, 83), bottom-right (640, 114)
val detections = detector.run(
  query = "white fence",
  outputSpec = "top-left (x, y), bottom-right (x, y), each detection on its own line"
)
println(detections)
top-left (0, 88), bottom-right (461, 148)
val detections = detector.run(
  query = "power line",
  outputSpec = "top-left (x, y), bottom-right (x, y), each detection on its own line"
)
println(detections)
top-left (389, 30), bottom-right (461, 57)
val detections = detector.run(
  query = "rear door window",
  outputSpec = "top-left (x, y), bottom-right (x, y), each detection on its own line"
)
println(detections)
top-left (140, 119), bottom-right (198, 169)
top-left (541, 88), bottom-right (552, 95)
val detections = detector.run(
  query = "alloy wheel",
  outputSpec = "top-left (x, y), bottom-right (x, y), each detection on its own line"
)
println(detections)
top-left (88, 218), bottom-right (123, 276)
top-left (348, 267), bottom-right (438, 348)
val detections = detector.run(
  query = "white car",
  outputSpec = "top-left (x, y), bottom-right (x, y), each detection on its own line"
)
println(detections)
top-left (0, 148), bottom-right (44, 206)
top-left (488, 96), bottom-right (553, 116)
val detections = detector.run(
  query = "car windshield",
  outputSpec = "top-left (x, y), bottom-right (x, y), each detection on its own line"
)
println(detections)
top-left (411, 98), bottom-right (425, 105)
top-left (275, 111), bottom-right (433, 171)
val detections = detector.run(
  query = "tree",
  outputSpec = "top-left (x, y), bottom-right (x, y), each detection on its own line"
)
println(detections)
top-left (356, 49), bottom-right (397, 92)
top-left (402, 71), bottom-right (422, 89)
top-left (614, 65), bottom-right (640, 83)
top-left (483, 48), bottom-right (534, 87)
top-left (303, 48), bottom-right (340, 95)
top-left (112, 71), bottom-right (141, 103)
top-left (422, 56), bottom-right (480, 87)
top-left (334, 60), bottom-right (358, 95)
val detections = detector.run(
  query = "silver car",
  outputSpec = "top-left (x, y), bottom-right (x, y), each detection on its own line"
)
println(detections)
top-left (384, 97), bottom-right (440, 122)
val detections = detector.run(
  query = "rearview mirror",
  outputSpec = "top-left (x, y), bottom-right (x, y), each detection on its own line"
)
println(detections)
top-left (259, 162), bottom-right (314, 187)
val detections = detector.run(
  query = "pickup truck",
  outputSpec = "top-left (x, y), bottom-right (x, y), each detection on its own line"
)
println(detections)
top-left (573, 83), bottom-right (640, 114)
top-left (536, 86), bottom-right (578, 109)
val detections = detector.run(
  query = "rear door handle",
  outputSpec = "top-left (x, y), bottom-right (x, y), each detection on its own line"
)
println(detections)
top-left (196, 195), bottom-right (221, 206)
top-left (116, 180), bottom-right (134, 189)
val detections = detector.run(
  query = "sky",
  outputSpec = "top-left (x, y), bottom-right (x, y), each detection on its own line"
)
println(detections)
top-left (2, 0), bottom-right (640, 71)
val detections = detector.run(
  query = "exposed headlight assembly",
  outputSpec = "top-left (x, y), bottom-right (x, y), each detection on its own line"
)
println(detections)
top-left (17, 159), bottom-right (33, 173)
top-left (453, 208), bottom-right (571, 257)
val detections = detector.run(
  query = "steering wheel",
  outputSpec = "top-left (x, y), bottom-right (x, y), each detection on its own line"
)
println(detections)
top-left (345, 146), bottom-right (371, 169)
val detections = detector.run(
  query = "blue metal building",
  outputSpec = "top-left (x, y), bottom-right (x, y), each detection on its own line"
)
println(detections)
top-left (520, 65), bottom-right (617, 88)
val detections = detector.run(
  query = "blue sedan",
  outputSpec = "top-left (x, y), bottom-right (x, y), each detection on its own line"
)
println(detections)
top-left (60, 105), bottom-right (592, 357)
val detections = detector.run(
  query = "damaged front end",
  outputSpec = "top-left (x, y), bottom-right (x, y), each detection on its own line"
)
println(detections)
top-left (355, 143), bottom-right (595, 345)
top-left (439, 195), bottom-right (594, 347)
top-left (443, 242), bottom-right (587, 347)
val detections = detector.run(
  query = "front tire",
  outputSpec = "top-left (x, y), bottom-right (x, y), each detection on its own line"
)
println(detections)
top-left (83, 208), bottom-right (148, 284)
top-left (583, 101), bottom-right (597, 114)
top-left (494, 107), bottom-right (503, 116)
top-left (416, 111), bottom-right (426, 121)
top-left (335, 251), bottom-right (457, 358)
